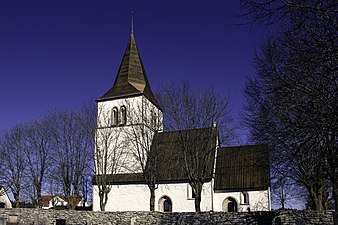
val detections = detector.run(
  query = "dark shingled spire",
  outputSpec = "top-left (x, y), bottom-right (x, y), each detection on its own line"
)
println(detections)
top-left (98, 34), bottom-right (161, 110)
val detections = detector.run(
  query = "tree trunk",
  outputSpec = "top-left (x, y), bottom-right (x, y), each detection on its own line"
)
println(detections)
top-left (149, 187), bottom-right (155, 211)
top-left (281, 197), bottom-right (285, 210)
top-left (99, 191), bottom-right (108, 211)
top-left (308, 185), bottom-right (326, 211)
top-left (36, 184), bottom-right (42, 208)
top-left (194, 182), bottom-right (203, 212)
top-left (332, 179), bottom-right (338, 212)
top-left (280, 187), bottom-right (285, 210)
top-left (74, 183), bottom-right (80, 196)
top-left (14, 193), bottom-right (20, 208)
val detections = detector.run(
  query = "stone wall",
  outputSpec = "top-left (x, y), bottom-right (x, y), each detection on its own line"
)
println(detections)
top-left (274, 210), bottom-right (335, 225)
top-left (0, 208), bottom-right (336, 225)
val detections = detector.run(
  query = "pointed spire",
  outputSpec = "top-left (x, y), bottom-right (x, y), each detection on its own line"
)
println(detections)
top-left (98, 34), bottom-right (161, 110)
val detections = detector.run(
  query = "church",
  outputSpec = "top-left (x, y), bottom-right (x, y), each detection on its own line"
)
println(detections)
top-left (92, 32), bottom-right (271, 212)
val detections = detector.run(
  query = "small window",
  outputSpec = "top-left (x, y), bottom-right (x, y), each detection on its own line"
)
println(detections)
top-left (112, 107), bottom-right (118, 126)
top-left (242, 192), bottom-right (249, 204)
top-left (120, 106), bottom-right (126, 125)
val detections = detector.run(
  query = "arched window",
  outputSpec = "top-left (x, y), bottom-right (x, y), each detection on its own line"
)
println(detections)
top-left (120, 106), bottom-right (126, 125)
top-left (112, 107), bottom-right (118, 126)
top-left (158, 196), bottom-right (172, 212)
top-left (150, 110), bottom-right (157, 128)
top-left (242, 192), bottom-right (249, 204)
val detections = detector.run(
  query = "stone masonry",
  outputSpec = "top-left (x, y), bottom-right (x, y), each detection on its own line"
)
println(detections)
top-left (0, 209), bottom-right (336, 225)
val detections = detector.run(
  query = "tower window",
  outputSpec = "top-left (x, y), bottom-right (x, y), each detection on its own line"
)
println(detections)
top-left (150, 110), bottom-right (157, 128)
top-left (120, 106), bottom-right (126, 125)
top-left (112, 107), bottom-right (118, 126)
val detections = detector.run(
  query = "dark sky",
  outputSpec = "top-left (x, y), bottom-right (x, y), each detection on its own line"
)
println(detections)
top-left (0, 0), bottom-right (266, 143)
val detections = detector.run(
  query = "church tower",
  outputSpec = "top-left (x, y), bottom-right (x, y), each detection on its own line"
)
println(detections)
top-left (95, 33), bottom-right (163, 174)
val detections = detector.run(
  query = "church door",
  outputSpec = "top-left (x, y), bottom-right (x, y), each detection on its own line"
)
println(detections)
top-left (222, 197), bottom-right (238, 212)
top-left (228, 201), bottom-right (237, 212)
top-left (163, 198), bottom-right (172, 212)
top-left (159, 196), bottom-right (172, 212)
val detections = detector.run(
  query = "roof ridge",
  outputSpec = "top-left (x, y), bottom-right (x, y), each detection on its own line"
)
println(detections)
top-left (219, 144), bottom-right (267, 149)
top-left (159, 126), bottom-right (215, 135)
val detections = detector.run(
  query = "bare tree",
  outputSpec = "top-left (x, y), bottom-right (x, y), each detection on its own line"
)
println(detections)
top-left (157, 81), bottom-right (234, 212)
top-left (123, 98), bottom-right (163, 211)
top-left (272, 177), bottom-right (304, 210)
top-left (241, 0), bottom-right (338, 211)
top-left (46, 108), bottom-right (93, 209)
top-left (243, 41), bottom-right (332, 210)
top-left (22, 119), bottom-right (52, 207)
top-left (0, 124), bottom-right (27, 208)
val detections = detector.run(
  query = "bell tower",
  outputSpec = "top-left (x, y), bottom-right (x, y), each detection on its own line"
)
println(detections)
top-left (95, 33), bottom-right (163, 174)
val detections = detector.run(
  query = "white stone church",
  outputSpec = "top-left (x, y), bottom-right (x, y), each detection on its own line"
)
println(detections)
top-left (92, 32), bottom-right (271, 212)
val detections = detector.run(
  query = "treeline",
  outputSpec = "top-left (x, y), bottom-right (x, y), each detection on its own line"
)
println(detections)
top-left (242, 0), bottom-right (338, 211)
top-left (0, 102), bottom-right (96, 208)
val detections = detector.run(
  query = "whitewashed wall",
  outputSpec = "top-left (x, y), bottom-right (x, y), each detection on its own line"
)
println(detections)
top-left (93, 181), bottom-right (213, 212)
top-left (213, 188), bottom-right (271, 212)
top-left (97, 96), bottom-right (163, 129)
top-left (93, 181), bottom-right (270, 212)
top-left (96, 96), bottom-right (163, 174)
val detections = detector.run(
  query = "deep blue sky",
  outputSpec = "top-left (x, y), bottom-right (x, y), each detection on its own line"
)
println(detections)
top-left (0, 0), bottom-right (266, 143)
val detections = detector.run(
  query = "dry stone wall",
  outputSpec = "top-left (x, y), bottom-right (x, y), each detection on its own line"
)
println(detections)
top-left (0, 208), bottom-right (336, 225)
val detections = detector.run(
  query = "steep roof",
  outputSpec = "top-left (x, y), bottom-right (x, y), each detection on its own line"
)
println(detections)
top-left (92, 134), bottom-right (271, 191)
top-left (214, 145), bottom-right (270, 191)
top-left (98, 33), bottom-right (161, 110)
top-left (151, 127), bottom-right (218, 182)
top-left (93, 127), bottom-right (218, 184)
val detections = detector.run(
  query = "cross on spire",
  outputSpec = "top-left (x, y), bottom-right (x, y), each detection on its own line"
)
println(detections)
top-left (131, 9), bottom-right (134, 34)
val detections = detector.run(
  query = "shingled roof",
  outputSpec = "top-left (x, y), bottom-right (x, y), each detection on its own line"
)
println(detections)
top-left (97, 33), bottom-right (161, 110)
top-left (93, 127), bottom-right (218, 184)
top-left (214, 145), bottom-right (270, 191)
top-left (151, 127), bottom-right (218, 182)
top-left (92, 133), bottom-right (271, 191)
